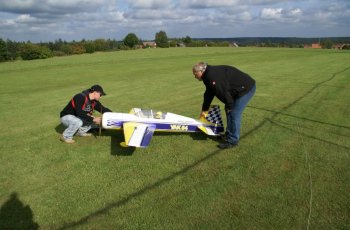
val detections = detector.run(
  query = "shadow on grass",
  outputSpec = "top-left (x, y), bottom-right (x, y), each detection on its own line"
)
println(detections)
top-left (54, 124), bottom-right (65, 134)
top-left (54, 124), bottom-right (137, 156)
top-left (108, 131), bottom-right (221, 156)
top-left (54, 124), bottom-right (105, 135)
top-left (268, 119), bottom-right (350, 150)
top-left (246, 66), bottom-right (350, 141)
top-left (249, 106), bottom-right (350, 130)
top-left (0, 193), bottom-right (39, 229)
top-left (153, 131), bottom-right (221, 143)
top-left (109, 131), bottom-right (136, 156)
top-left (54, 124), bottom-right (221, 156)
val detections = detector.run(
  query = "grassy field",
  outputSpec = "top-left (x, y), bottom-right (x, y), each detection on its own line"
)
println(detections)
top-left (0, 47), bottom-right (349, 229)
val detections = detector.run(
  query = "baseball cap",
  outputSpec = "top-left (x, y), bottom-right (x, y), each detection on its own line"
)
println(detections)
top-left (90, 84), bottom-right (106, 95)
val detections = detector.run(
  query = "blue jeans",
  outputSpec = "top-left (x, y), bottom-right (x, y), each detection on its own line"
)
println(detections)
top-left (226, 84), bottom-right (256, 144)
top-left (60, 115), bottom-right (92, 140)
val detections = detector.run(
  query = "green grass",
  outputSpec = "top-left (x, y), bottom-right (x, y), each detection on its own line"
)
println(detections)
top-left (0, 47), bottom-right (349, 229)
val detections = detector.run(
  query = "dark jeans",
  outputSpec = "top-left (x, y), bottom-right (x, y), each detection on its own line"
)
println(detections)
top-left (226, 84), bottom-right (256, 144)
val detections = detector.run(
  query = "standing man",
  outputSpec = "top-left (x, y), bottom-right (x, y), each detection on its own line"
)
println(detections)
top-left (60, 84), bottom-right (112, 143)
top-left (192, 62), bottom-right (256, 149)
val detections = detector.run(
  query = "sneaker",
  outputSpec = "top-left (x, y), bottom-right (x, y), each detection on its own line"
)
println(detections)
top-left (76, 133), bottom-right (92, 137)
top-left (218, 142), bottom-right (237, 149)
top-left (60, 136), bottom-right (75, 144)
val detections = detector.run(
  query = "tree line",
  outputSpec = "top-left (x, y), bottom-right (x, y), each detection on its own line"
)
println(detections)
top-left (0, 30), bottom-right (234, 62)
top-left (1, 30), bottom-right (349, 62)
top-left (0, 31), bottom-right (171, 62)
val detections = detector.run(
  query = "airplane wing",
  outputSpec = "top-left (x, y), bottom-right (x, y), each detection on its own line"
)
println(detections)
top-left (122, 122), bottom-right (156, 148)
top-left (197, 125), bottom-right (216, 136)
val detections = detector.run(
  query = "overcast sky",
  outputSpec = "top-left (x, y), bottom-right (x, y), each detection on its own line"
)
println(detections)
top-left (0, 0), bottom-right (349, 42)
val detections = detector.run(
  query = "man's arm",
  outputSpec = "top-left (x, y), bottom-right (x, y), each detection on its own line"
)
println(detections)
top-left (95, 102), bottom-right (112, 114)
top-left (202, 88), bottom-right (215, 112)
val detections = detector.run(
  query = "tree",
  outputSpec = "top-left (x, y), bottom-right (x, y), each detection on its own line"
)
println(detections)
top-left (321, 39), bottom-right (333, 49)
top-left (0, 38), bottom-right (10, 62)
top-left (6, 39), bottom-right (19, 61)
top-left (183, 36), bottom-right (192, 45)
top-left (155, 31), bottom-right (169, 48)
top-left (123, 33), bottom-right (139, 48)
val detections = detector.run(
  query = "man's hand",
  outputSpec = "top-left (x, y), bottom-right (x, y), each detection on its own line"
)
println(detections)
top-left (93, 117), bottom-right (102, 125)
top-left (199, 111), bottom-right (207, 119)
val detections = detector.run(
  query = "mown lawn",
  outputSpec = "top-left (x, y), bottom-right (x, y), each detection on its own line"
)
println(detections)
top-left (0, 47), bottom-right (349, 229)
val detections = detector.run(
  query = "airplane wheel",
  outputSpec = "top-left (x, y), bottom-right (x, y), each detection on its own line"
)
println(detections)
top-left (120, 142), bottom-right (128, 148)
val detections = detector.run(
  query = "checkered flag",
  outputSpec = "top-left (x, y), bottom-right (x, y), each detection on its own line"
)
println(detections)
top-left (206, 105), bottom-right (224, 127)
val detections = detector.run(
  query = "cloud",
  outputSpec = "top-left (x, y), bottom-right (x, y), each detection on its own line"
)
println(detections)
top-left (106, 11), bottom-right (126, 22)
top-left (0, 0), bottom-right (349, 42)
top-left (261, 8), bottom-right (283, 19)
top-left (125, 9), bottom-right (180, 20)
top-left (180, 0), bottom-right (240, 9)
top-left (259, 7), bottom-right (303, 23)
top-left (127, 0), bottom-right (172, 9)
top-left (289, 8), bottom-right (302, 16)
top-left (242, 0), bottom-right (291, 5)
top-left (0, 0), bottom-right (109, 15)
top-left (16, 14), bottom-right (37, 23)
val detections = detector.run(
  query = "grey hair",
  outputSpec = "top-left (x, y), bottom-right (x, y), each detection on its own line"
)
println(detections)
top-left (193, 62), bottom-right (208, 72)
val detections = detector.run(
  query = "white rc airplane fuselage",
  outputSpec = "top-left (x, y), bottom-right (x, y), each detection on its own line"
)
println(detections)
top-left (102, 105), bottom-right (224, 148)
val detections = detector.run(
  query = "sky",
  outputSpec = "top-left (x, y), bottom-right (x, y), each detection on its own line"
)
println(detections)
top-left (0, 0), bottom-right (349, 42)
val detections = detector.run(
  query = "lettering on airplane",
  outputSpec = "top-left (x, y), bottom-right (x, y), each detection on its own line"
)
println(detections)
top-left (170, 125), bottom-right (189, 131)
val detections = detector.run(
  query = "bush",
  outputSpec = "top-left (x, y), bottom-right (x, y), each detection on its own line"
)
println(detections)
top-left (52, 50), bottom-right (67, 56)
top-left (20, 43), bottom-right (53, 60)
top-left (83, 42), bottom-right (96, 53)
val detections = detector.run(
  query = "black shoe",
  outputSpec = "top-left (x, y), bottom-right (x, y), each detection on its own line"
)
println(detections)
top-left (218, 142), bottom-right (237, 149)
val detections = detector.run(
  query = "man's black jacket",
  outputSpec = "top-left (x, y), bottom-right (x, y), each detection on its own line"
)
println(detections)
top-left (201, 65), bottom-right (255, 111)
top-left (60, 90), bottom-right (111, 122)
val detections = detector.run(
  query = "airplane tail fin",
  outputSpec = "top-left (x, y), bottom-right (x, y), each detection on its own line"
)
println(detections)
top-left (199, 105), bottom-right (224, 135)
top-left (206, 105), bottom-right (224, 127)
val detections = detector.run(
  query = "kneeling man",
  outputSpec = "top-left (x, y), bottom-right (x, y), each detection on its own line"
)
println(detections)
top-left (60, 84), bottom-right (112, 143)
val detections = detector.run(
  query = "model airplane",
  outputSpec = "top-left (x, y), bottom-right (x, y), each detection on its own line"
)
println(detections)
top-left (102, 105), bottom-right (224, 148)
